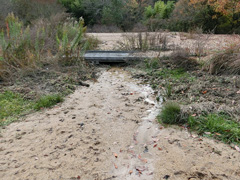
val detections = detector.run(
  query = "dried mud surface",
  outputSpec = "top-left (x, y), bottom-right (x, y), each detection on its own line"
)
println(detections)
top-left (1, 68), bottom-right (240, 180)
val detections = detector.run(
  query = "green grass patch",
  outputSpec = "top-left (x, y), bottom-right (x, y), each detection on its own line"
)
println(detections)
top-left (156, 68), bottom-right (189, 80)
top-left (145, 58), bottom-right (160, 69)
top-left (0, 91), bottom-right (33, 126)
top-left (188, 114), bottom-right (240, 144)
top-left (158, 102), bottom-right (186, 124)
top-left (34, 94), bottom-right (63, 110)
top-left (0, 91), bottom-right (64, 127)
top-left (159, 103), bottom-right (240, 144)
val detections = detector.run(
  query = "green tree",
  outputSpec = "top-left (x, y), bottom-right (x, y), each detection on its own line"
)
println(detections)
top-left (145, 0), bottom-right (175, 19)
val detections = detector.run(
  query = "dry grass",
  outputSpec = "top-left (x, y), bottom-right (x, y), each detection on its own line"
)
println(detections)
top-left (207, 44), bottom-right (240, 75)
top-left (169, 48), bottom-right (199, 70)
top-left (117, 31), bottom-right (169, 51)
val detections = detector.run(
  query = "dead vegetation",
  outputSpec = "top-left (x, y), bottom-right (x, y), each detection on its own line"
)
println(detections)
top-left (117, 31), bottom-right (169, 51)
top-left (207, 44), bottom-right (240, 75)
top-left (169, 48), bottom-right (199, 70)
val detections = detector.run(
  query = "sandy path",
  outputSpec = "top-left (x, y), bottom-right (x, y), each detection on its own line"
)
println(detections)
top-left (1, 67), bottom-right (240, 180)
top-left (0, 68), bottom-right (160, 180)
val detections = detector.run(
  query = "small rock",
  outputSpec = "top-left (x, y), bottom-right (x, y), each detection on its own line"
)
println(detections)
top-left (163, 175), bottom-right (170, 179)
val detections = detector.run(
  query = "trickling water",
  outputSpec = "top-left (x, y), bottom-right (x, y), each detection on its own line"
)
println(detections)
top-left (108, 68), bottom-right (163, 180)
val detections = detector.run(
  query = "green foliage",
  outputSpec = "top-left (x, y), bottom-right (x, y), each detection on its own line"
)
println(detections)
top-left (59, 0), bottom-right (138, 31)
top-left (34, 94), bottom-right (63, 110)
top-left (168, 0), bottom-right (240, 34)
top-left (56, 18), bottom-right (87, 58)
top-left (144, 0), bottom-right (175, 30)
top-left (155, 68), bottom-right (189, 80)
top-left (145, 0), bottom-right (175, 19)
top-left (0, 91), bottom-right (64, 127)
top-left (101, 0), bottom-right (127, 27)
top-left (159, 102), bottom-right (185, 124)
top-left (0, 13), bottom-right (44, 78)
top-left (165, 83), bottom-right (172, 97)
top-left (145, 6), bottom-right (155, 19)
top-left (59, 0), bottom-right (102, 25)
top-left (188, 114), bottom-right (240, 144)
top-left (145, 58), bottom-right (160, 70)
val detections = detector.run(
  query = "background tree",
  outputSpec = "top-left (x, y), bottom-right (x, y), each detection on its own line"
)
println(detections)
top-left (190, 0), bottom-right (240, 33)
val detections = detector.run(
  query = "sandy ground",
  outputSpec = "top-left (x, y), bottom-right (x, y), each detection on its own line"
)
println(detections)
top-left (0, 67), bottom-right (240, 180)
top-left (1, 33), bottom-right (240, 180)
top-left (87, 32), bottom-right (240, 52)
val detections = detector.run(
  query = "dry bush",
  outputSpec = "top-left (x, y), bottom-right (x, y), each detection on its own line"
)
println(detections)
top-left (180, 27), bottom-right (211, 58)
top-left (30, 13), bottom-right (68, 54)
top-left (117, 32), bottom-right (149, 51)
top-left (117, 31), bottom-right (169, 51)
top-left (192, 31), bottom-right (212, 59)
top-left (169, 48), bottom-right (199, 70)
top-left (207, 44), bottom-right (240, 75)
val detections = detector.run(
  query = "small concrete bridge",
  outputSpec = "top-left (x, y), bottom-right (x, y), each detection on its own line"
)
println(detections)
top-left (84, 51), bottom-right (151, 63)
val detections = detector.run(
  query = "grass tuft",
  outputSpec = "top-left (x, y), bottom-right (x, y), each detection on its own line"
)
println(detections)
top-left (207, 43), bottom-right (240, 75)
top-left (34, 94), bottom-right (63, 110)
top-left (159, 102), bottom-right (186, 124)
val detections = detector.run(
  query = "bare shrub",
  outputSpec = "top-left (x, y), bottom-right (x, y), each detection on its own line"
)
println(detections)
top-left (169, 48), bottom-right (199, 70)
top-left (192, 30), bottom-right (212, 59)
top-left (85, 35), bottom-right (101, 50)
top-left (207, 44), bottom-right (240, 75)
top-left (117, 32), bottom-right (148, 51)
top-left (117, 31), bottom-right (169, 51)
top-left (30, 13), bottom-right (68, 54)
top-left (180, 27), bottom-right (211, 58)
top-left (148, 31), bottom-right (169, 51)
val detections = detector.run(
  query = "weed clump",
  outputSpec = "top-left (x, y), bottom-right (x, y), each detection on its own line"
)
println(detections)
top-left (159, 102), bottom-right (186, 124)
top-left (118, 31), bottom-right (169, 51)
top-left (208, 43), bottom-right (240, 75)
top-left (34, 94), bottom-right (63, 110)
